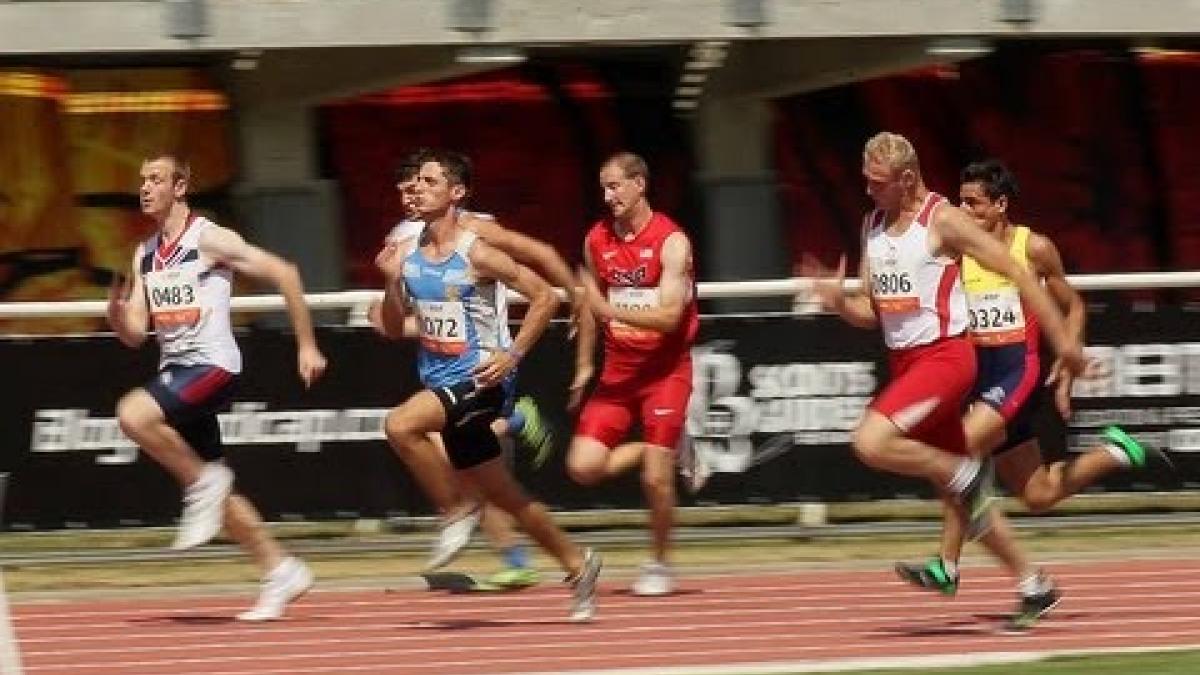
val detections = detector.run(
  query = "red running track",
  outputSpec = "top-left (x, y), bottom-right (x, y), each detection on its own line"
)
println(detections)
top-left (11, 557), bottom-right (1200, 674)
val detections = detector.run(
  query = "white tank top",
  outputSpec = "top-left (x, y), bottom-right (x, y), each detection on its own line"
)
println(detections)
top-left (139, 215), bottom-right (242, 373)
top-left (386, 219), bottom-right (424, 246)
top-left (864, 192), bottom-right (969, 350)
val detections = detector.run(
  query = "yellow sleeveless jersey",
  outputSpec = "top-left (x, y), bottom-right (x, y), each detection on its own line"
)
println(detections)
top-left (961, 226), bottom-right (1035, 346)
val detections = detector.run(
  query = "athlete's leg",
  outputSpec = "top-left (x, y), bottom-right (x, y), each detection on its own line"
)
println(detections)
top-left (1002, 437), bottom-right (1139, 513)
top-left (384, 391), bottom-right (468, 517)
top-left (116, 389), bottom-right (205, 485)
top-left (451, 416), bottom-right (601, 621)
top-left (567, 390), bottom-right (635, 485)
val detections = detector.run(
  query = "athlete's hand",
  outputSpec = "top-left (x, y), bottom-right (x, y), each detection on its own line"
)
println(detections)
top-left (802, 254), bottom-right (848, 313)
top-left (374, 242), bottom-right (405, 286)
top-left (297, 345), bottom-right (327, 388)
top-left (567, 363), bottom-right (593, 413)
top-left (473, 350), bottom-right (518, 389)
top-left (1050, 332), bottom-right (1087, 378)
top-left (567, 292), bottom-right (587, 340)
top-left (577, 266), bottom-right (613, 321)
top-left (1046, 358), bottom-right (1075, 418)
top-left (365, 300), bottom-right (386, 336)
top-left (106, 275), bottom-right (133, 331)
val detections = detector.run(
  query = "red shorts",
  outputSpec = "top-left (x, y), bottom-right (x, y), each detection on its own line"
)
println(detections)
top-left (870, 336), bottom-right (976, 455)
top-left (577, 359), bottom-right (693, 450)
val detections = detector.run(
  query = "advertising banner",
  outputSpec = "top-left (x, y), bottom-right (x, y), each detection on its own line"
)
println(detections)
top-left (3, 308), bottom-right (1195, 529)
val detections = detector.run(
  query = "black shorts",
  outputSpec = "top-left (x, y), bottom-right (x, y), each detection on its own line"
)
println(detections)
top-left (143, 364), bottom-right (239, 461)
top-left (432, 379), bottom-right (508, 470)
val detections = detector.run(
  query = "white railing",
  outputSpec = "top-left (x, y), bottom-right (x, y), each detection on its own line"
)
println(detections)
top-left (1, 271), bottom-right (1200, 319)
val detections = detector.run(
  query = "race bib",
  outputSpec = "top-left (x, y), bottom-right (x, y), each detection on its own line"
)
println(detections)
top-left (416, 299), bottom-right (468, 355)
top-left (145, 267), bottom-right (201, 330)
top-left (870, 259), bottom-right (919, 314)
top-left (608, 286), bottom-right (661, 338)
top-left (967, 288), bottom-right (1026, 345)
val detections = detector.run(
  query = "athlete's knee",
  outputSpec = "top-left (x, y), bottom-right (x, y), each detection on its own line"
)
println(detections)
top-left (566, 457), bottom-right (604, 485)
top-left (116, 391), bottom-right (158, 436)
top-left (566, 439), bottom-right (606, 485)
top-left (641, 466), bottom-right (674, 498)
top-left (383, 408), bottom-right (425, 448)
top-left (851, 423), bottom-right (891, 468)
top-left (1016, 468), bottom-right (1061, 513)
top-left (1020, 485), bottom-right (1059, 513)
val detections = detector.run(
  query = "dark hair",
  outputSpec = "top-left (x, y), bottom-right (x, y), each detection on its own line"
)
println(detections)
top-left (415, 148), bottom-right (473, 191)
top-left (394, 149), bottom-right (426, 183)
top-left (960, 159), bottom-right (1018, 202)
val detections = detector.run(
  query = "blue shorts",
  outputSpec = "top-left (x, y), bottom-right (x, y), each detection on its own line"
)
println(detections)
top-left (143, 364), bottom-right (239, 460)
top-left (971, 344), bottom-right (1042, 453)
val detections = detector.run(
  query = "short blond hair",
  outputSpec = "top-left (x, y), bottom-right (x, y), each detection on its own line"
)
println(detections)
top-left (863, 132), bottom-right (919, 174)
top-left (145, 152), bottom-right (192, 183)
top-left (603, 151), bottom-right (649, 180)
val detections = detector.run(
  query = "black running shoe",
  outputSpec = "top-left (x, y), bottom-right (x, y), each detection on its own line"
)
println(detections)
top-left (1006, 579), bottom-right (1061, 631)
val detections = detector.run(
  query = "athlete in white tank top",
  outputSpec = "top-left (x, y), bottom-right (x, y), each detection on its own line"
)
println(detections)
top-left (807, 132), bottom-right (1084, 545)
top-left (107, 154), bottom-right (328, 621)
top-left (138, 215), bottom-right (241, 373)
top-left (864, 192), bottom-right (970, 350)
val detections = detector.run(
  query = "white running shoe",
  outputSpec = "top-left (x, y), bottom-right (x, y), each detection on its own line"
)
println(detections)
top-left (237, 557), bottom-right (314, 622)
top-left (171, 463), bottom-right (233, 551)
top-left (425, 503), bottom-right (481, 571)
top-left (631, 561), bottom-right (674, 596)
top-left (569, 548), bottom-right (602, 623)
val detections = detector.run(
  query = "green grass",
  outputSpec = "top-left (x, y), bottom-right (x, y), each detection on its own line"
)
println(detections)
top-left (753, 649), bottom-right (1200, 674)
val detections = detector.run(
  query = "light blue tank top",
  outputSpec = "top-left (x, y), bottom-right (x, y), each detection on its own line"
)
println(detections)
top-left (402, 229), bottom-right (512, 388)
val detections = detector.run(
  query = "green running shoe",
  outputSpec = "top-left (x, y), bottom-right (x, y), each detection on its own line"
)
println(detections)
top-left (1102, 425), bottom-right (1173, 470)
top-left (895, 557), bottom-right (959, 596)
top-left (484, 566), bottom-right (541, 589)
top-left (514, 396), bottom-right (557, 470)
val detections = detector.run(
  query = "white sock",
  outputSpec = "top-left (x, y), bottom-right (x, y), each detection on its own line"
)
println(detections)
top-left (1102, 443), bottom-right (1132, 467)
top-left (268, 557), bottom-right (296, 579)
top-left (947, 458), bottom-right (981, 495)
top-left (941, 559), bottom-right (959, 578)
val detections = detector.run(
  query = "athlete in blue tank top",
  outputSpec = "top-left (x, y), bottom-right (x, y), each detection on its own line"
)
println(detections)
top-left (374, 149), bottom-right (601, 621)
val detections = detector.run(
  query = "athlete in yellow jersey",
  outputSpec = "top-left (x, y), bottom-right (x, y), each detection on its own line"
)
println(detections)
top-left (896, 159), bottom-right (1170, 630)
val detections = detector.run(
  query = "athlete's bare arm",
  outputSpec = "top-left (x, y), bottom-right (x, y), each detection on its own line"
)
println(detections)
top-left (1028, 233), bottom-right (1084, 342)
top-left (467, 214), bottom-right (596, 405)
top-left (470, 240), bottom-right (560, 388)
top-left (932, 206), bottom-right (1082, 372)
top-left (466, 215), bottom-right (579, 307)
top-left (580, 231), bottom-right (692, 333)
top-left (373, 241), bottom-right (412, 339)
top-left (804, 223), bottom-right (879, 328)
top-left (106, 247), bottom-right (150, 348)
top-left (1028, 231), bottom-right (1086, 415)
top-left (199, 226), bottom-right (327, 387)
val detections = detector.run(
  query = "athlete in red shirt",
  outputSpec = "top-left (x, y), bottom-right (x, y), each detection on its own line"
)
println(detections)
top-left (572, 152), bottom-right (699, 596)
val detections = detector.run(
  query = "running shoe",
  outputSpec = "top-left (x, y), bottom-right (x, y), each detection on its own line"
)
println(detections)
top-left (894, 557), bottom-right (959, 596)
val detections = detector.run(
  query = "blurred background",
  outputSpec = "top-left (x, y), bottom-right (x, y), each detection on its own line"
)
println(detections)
top-left (3, 0), bottom-right (1200, 528)
top-left (7, 1), bottom-right (1200, 332)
